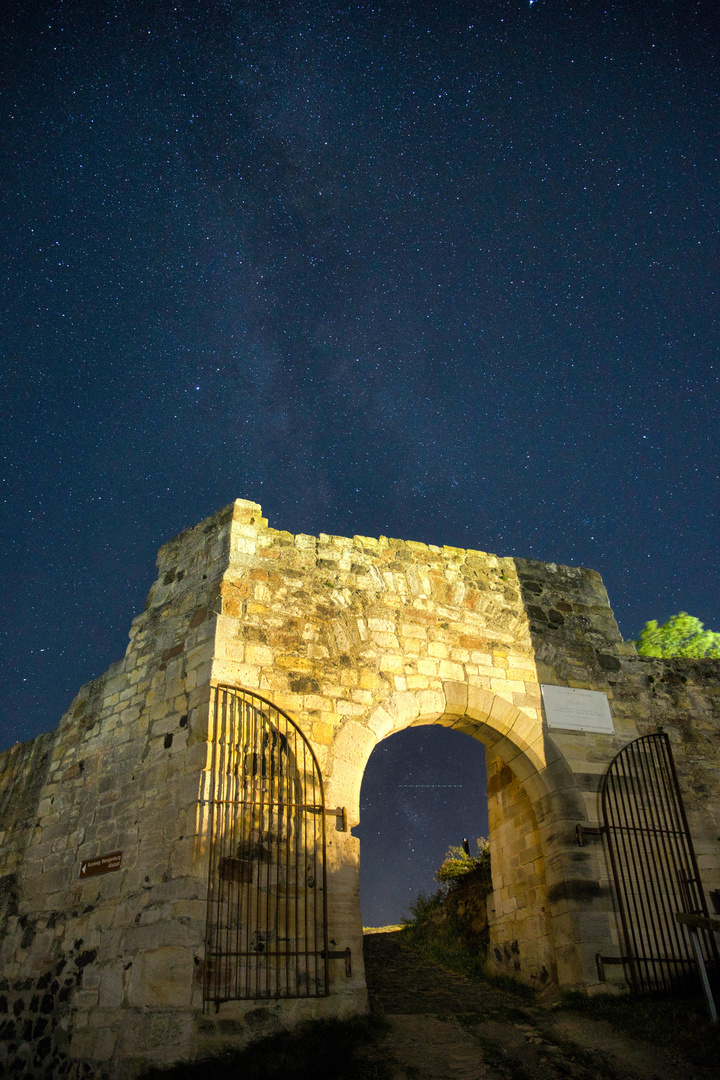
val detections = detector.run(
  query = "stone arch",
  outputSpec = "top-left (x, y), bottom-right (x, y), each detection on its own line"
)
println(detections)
top-left (326, 681), bottom-right (598, 992)
top-left (326, 681), bottom-right (581, 821)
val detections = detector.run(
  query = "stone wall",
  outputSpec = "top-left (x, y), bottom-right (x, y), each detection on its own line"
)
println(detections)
top-left (0, 505), bottom-right (235, 1077)
top-left (516, 558), bottom-right (720, 969)
top-left (485, 751), bottom-right (556, 992)
top-left (616, 656), bottom-right (720, 905)
top-left (1, 498), bottom-right (719, 1078)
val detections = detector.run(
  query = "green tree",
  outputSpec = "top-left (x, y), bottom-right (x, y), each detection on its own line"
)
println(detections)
top-left (634, 612), bottom-right (720, 658)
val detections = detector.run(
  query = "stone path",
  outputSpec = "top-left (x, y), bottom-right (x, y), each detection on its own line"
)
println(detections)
top-left (362, 930), bottom-right (720, 1080)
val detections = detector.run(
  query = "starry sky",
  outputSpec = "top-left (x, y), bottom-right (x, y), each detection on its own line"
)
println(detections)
top-left (2, 0), bottom-right (719, 921)
top-left (355, 726), bottom-right (488, 926)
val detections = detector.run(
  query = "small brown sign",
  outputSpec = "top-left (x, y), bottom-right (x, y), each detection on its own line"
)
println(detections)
top-left (79, 851), bottom-right (122, 879)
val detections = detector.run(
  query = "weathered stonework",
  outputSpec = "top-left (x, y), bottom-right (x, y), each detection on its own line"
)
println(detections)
top-left (1, 498), bottom-right (719, 1078)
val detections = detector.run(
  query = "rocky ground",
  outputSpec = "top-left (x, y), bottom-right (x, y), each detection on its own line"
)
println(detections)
top-left (363, 929), bottom-right (720, 1080)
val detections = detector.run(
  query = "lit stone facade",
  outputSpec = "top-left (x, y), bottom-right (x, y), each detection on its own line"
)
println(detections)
top-left (1, 498), bottom-right (719, 1078)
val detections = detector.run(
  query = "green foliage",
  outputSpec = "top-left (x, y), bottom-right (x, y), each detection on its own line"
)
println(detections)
top-left (634, 611), bottom-right (720, 658)
top-left (138, 1014), bottom-right (395, 1080)
top-left (435, 838), bottom-right (490, 886)
top-left (401, 839), bottom-right (494, 983)
top-left (404, 887), bottom-right (446, 923)
top-left (401, 904), bottom-right (488, 980)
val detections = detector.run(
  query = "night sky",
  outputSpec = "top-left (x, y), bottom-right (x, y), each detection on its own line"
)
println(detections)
top-left (2, 1), bottom-right (718, 922)
top-left (355, 726), bottom-right (488, 926)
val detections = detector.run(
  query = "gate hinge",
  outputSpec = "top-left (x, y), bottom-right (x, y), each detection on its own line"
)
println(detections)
top-left (576, 824), bottom-right (604, 847)
top-left (322, 947), bottom-right (352, 977)
top-left (326, 807), bottom-right (347, 832)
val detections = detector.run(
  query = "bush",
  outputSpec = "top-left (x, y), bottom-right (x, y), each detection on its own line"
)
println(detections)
top-left (404, 887), bottom-right (446, 923)
top-left (435, 838), bottom-right (490, 886)
top-left (401, 839), bottom-right (493, 981)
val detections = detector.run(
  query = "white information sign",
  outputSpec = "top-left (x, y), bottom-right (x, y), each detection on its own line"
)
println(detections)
top-left (541, 684), bottom-right (615, 734)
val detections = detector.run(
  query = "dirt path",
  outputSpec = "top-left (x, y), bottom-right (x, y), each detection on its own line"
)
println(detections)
top-left (363, 930), bottom-right (720, 1080)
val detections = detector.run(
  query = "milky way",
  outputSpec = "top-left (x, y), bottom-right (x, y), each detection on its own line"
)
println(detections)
top-left (2, 0), bottom-right (718, 919)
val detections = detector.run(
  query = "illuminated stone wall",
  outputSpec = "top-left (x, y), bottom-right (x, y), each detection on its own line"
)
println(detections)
top-left (485, 752), bottom-right (556, 992)
top-left (1, 498), bottom-right (719, 1078)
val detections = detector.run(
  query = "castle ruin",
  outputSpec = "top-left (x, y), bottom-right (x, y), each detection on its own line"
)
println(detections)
top-left (1, 498), bottom-right (719, 1078)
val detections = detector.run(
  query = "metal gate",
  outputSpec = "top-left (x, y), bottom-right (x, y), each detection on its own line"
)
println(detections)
top-left (204, 686), bottom-right (328, 1004)
top-left (600, 732), bottom-right (717, 993)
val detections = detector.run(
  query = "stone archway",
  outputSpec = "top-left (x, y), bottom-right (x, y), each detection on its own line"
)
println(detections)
top-left (9, 499), bottom-right (720, 1078)
top-left (325, 681), bottom-right (597, 993)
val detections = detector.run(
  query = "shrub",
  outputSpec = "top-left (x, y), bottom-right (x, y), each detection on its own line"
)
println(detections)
top-left (401, 839), bottom-right (493, 980)
top-left (435, 838), bottom-right (490, 886)
top-left (404, 887), bottom-right (446, 924)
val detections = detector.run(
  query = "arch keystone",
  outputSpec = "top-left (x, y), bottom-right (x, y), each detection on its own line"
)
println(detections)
top-left (386, 690), bottom-right (421, 726)
top-left (416, 688), bottom-right (446, 724)
top-left (442, 680), bottom-right (468, 720)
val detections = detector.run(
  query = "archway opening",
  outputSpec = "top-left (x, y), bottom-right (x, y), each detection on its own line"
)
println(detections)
top-left (347, 703), bottom-right (559, 990)
top-left (353, 725), bottom-right (488, 928)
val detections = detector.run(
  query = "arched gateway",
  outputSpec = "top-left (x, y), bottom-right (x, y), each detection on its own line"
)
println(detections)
top-left (1, 499), bottom-right (720, 1079)
top-left (326, 681), bottom-right (585, 992)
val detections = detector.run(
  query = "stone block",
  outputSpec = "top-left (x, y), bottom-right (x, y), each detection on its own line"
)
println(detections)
top-left (92, 1027), bottom-right (116, 1061)
top-left (379, 653), bottom-right (404, 675)
top-left (118, 1009), bottom-right (194, 1058)
top-left (428, 640), bottom-right (449, 659)
top-left (417, 658), bottom-right (439, 676)
top-left (304, 694), bottom-right (333, 712)
top-left (312, 722), bottom-right (335, 745)
top-left (466, 684), bottom-right (495, 723)
top-left (441, 680), bottom-right (468, 720)
top-left (244, 643), bottom-right (273, 666)
top-left (127, 947), bottom-right (194, 1008)
top-left (438, 659), bottom-right (465, 681)
top-left (335, 699), bottom-right (366, 717)
top-left (367, 705), bottom-right (395, 740)
top-left (69, 1028), bottom-right (96, 1059)
top-left (488, 694), bottom-right (520, 736)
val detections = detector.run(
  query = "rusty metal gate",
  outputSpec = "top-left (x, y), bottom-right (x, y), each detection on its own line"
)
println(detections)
top-left (204, 686), bottom-right (328, 1003)
top-left (600, 732), bottom-right (717, 993)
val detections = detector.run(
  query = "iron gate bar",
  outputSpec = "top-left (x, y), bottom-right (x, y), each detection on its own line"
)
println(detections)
top-left (622, 737), bottom-right (686, 987)
top-left (600, 732), bottom-right (718, 994)
top-left (651, 739), bottom-right (697, 974)
top-left (204, 686), bottom-right (329, 1004)
top-left (627, 738), bottom-right (675, 986)
top-left (210, 801), bottom-right (339, 813)
top-left (207, 951), bottom-right (327, 957)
